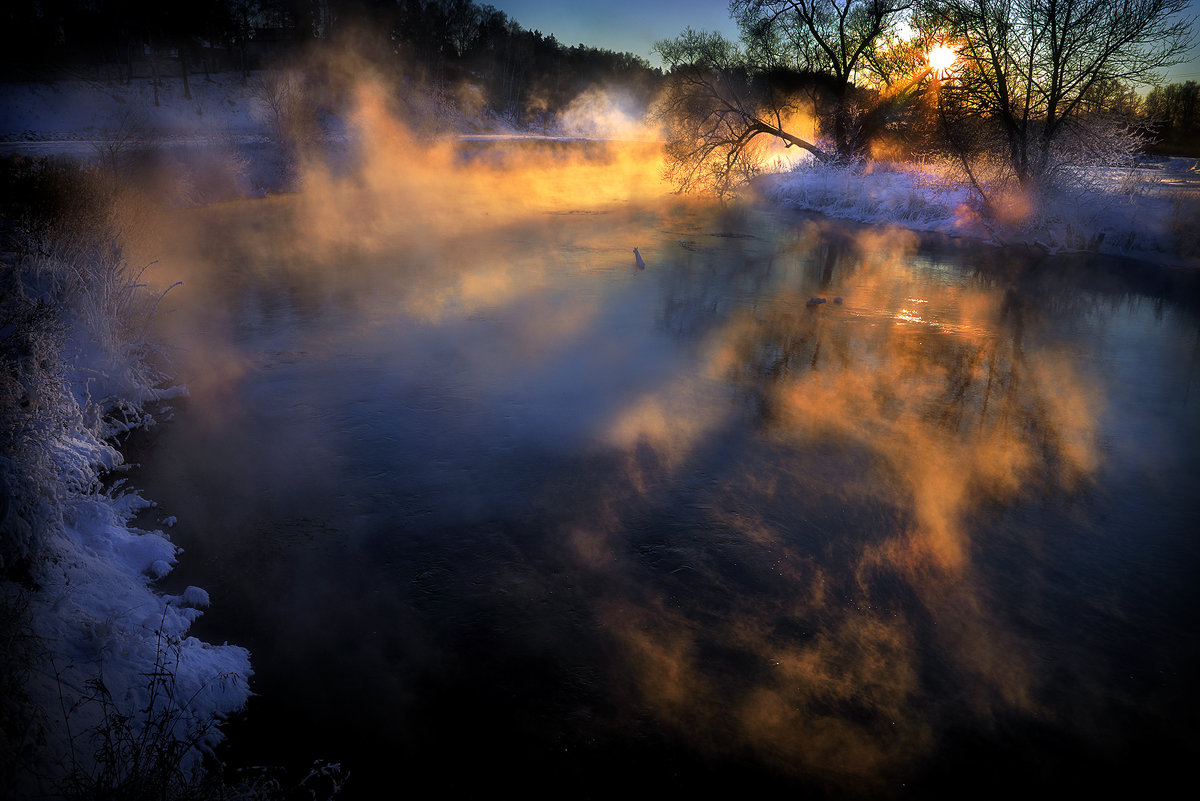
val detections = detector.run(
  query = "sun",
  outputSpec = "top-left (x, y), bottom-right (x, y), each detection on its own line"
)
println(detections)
top-left (927, 45), bottom-right (957, 76)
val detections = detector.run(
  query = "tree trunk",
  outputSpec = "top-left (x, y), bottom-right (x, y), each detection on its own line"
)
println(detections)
top-left (151, 54), bottom-right (160, 106)
top-left (751, 119), bottom-right (829, 162)
top-left (180, 51), bottom-right (191, 100)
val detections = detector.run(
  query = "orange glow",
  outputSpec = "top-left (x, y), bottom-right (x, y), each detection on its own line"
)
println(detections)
top-left (582, 221), bottom-right (1103, 781)
top-left (928, 45), bottom-right (957, 76)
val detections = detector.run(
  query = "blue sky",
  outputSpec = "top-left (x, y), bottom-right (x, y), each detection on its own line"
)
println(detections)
top-left (492, 0), bottom-right (739, 64)
top-left (491, 0), bottom-right (1200, 84)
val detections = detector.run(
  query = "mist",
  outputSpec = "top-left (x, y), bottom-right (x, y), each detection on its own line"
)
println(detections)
top-left (102, 65), bottom-right (1198, 792)
top-left (6, 18), bottom-right (1200, 799)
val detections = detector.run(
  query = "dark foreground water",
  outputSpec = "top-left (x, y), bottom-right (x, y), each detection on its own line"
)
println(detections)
top-left (127, 173), bottom-right (1200, 798)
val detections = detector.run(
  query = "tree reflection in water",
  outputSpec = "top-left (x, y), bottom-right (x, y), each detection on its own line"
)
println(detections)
top-left (585, 219), bottom-right (1108, 793)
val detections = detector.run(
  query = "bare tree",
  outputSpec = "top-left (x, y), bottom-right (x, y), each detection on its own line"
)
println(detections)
top-left (92, 110), bottom-right (149, 179)
top-left (445, 0), bottom-right (483, 57)
top-left (924, 0), bottom-right (1195, 194)
top-left (251, 70), bottom-right (322, 156)
top-left (731, 0), bottom-right (914, 159)
top-left (1145, 80), bottom-right (1200, 150)
top-left (653, 29), bottom-right (830, 197)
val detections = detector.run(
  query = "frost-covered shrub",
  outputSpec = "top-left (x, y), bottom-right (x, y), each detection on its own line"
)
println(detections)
top-left (761, 158), bottom-right (973, 232)
top-left (37, 232), bottom-right (181, 431)
top-left (91, 108), bottom-right (154, 180)
top-left (1, 261), bottom-right (74, 576)
top-left (1, 160), bottom-right (166, 576)
top-left (1165, 186), bottom-right (1200, 257)
top-left (0, 157), bottom-right (251, 799)
top-left (759, 147), bottom-right (1200, 260)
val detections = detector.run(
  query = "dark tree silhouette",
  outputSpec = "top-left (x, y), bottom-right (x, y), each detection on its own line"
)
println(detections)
top-left (731, 0), bottom-right (913, 160)
top-left (1145, 80), bottom-right (1200, 154)
top-left (653, 28), bottom-right (829, 197)
top-left (0, 0), bottom-right (662, 129)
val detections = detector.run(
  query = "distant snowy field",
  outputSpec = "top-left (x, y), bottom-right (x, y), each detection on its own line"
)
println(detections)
top-left (0, 73), bottom-right (269, 149)
top-left (1, 73), bottom-right (329, 201)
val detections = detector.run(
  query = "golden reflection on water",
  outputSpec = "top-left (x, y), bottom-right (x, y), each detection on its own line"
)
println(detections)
top-left (587, 221), bottom-right (1103, 789)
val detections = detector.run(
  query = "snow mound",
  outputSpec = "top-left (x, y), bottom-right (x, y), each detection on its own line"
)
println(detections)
top-left (759, 157), bottom-right (1200, 265)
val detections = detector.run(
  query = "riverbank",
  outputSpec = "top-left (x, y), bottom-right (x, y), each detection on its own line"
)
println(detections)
top-left (756, 156), bottom-right (1200, 269)
top-left (0, 71), bottom-right (524, 201)
top-left (0, 160), bottom-right (253, 797)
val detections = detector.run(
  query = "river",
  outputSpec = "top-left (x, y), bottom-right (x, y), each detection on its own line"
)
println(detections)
top-left (122, 142), bottom-right (1200, 798)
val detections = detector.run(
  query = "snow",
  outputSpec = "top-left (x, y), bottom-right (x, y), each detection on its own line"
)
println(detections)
top-left (0, 73), bottom-right (286, 202)
top-left (0, 73), bottom-right (267, 146)
top-left (758, 156), bottom-right (1200, 266)
top-left (0, 72), bottom-right (271, 186)
top-left (0, 72), bottom-right (525, 200)
top-left (22, 421), bottom-right (252, 790)
top-left (178, 585), bottom-right (212, 607)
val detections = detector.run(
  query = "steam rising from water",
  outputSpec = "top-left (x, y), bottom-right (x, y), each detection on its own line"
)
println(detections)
top-left (124, 70), bottom-right (682, 419)
top-left (116, 69), bottom-right (1127, 793)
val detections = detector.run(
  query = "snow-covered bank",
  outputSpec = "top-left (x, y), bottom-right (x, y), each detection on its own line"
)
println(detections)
top-left (0, 166), bottom-right (251, 796)
top-left (0, 74), bottom-right (268, 146)
top-left (757, 157), bottom-right (1200, 267)
top-left (21, 467), bottom-right (253, 795)
top-left (0, 72), bottom-right (527, 202)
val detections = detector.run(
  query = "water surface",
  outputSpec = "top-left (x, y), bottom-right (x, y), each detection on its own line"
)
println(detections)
top-left (128, 159), bottom-right (1200, 798)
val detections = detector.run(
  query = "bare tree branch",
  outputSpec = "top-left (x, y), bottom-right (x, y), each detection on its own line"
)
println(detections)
top-left (653, 29), bottom-right (830, 196)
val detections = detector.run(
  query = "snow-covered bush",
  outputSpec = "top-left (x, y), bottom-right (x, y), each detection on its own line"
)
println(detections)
top-left (90, 109), bottom-right (153, 180)
top-left (759, 150), bottom-right (1200, 261)
top-left (0, 157), bottom-right (251, 799)
top-left (761, 157), bottom-right (973, 232)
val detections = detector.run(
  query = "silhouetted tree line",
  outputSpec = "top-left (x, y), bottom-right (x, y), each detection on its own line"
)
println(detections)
top-left (0, 0), bottom-right (661, 123)
top-left (1145, 81), bottom-right (1200, 156)
top-left (386, 1), bottom-right (660, 121)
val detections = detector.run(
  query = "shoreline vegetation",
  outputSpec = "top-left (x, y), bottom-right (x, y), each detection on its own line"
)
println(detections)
top-left (0, 158), bottom-right (255, 798)
top-left (1, 155), bottom-right (351, 798)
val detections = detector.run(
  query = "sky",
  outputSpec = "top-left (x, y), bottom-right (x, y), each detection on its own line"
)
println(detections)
top-left (492, 0), bottom-right (739, 65)
top-left (492, 0), bottom-right (1200, 83)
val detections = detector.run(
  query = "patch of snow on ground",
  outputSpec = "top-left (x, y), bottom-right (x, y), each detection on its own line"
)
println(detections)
top-left (759, 156), bottom-right (1200, 265)
top-left (1, 74), bottom-right (291, 199)
top-left (18, 412), bottom-right (253, 793)
top-left (0, 74), bottom-right (267, 148)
